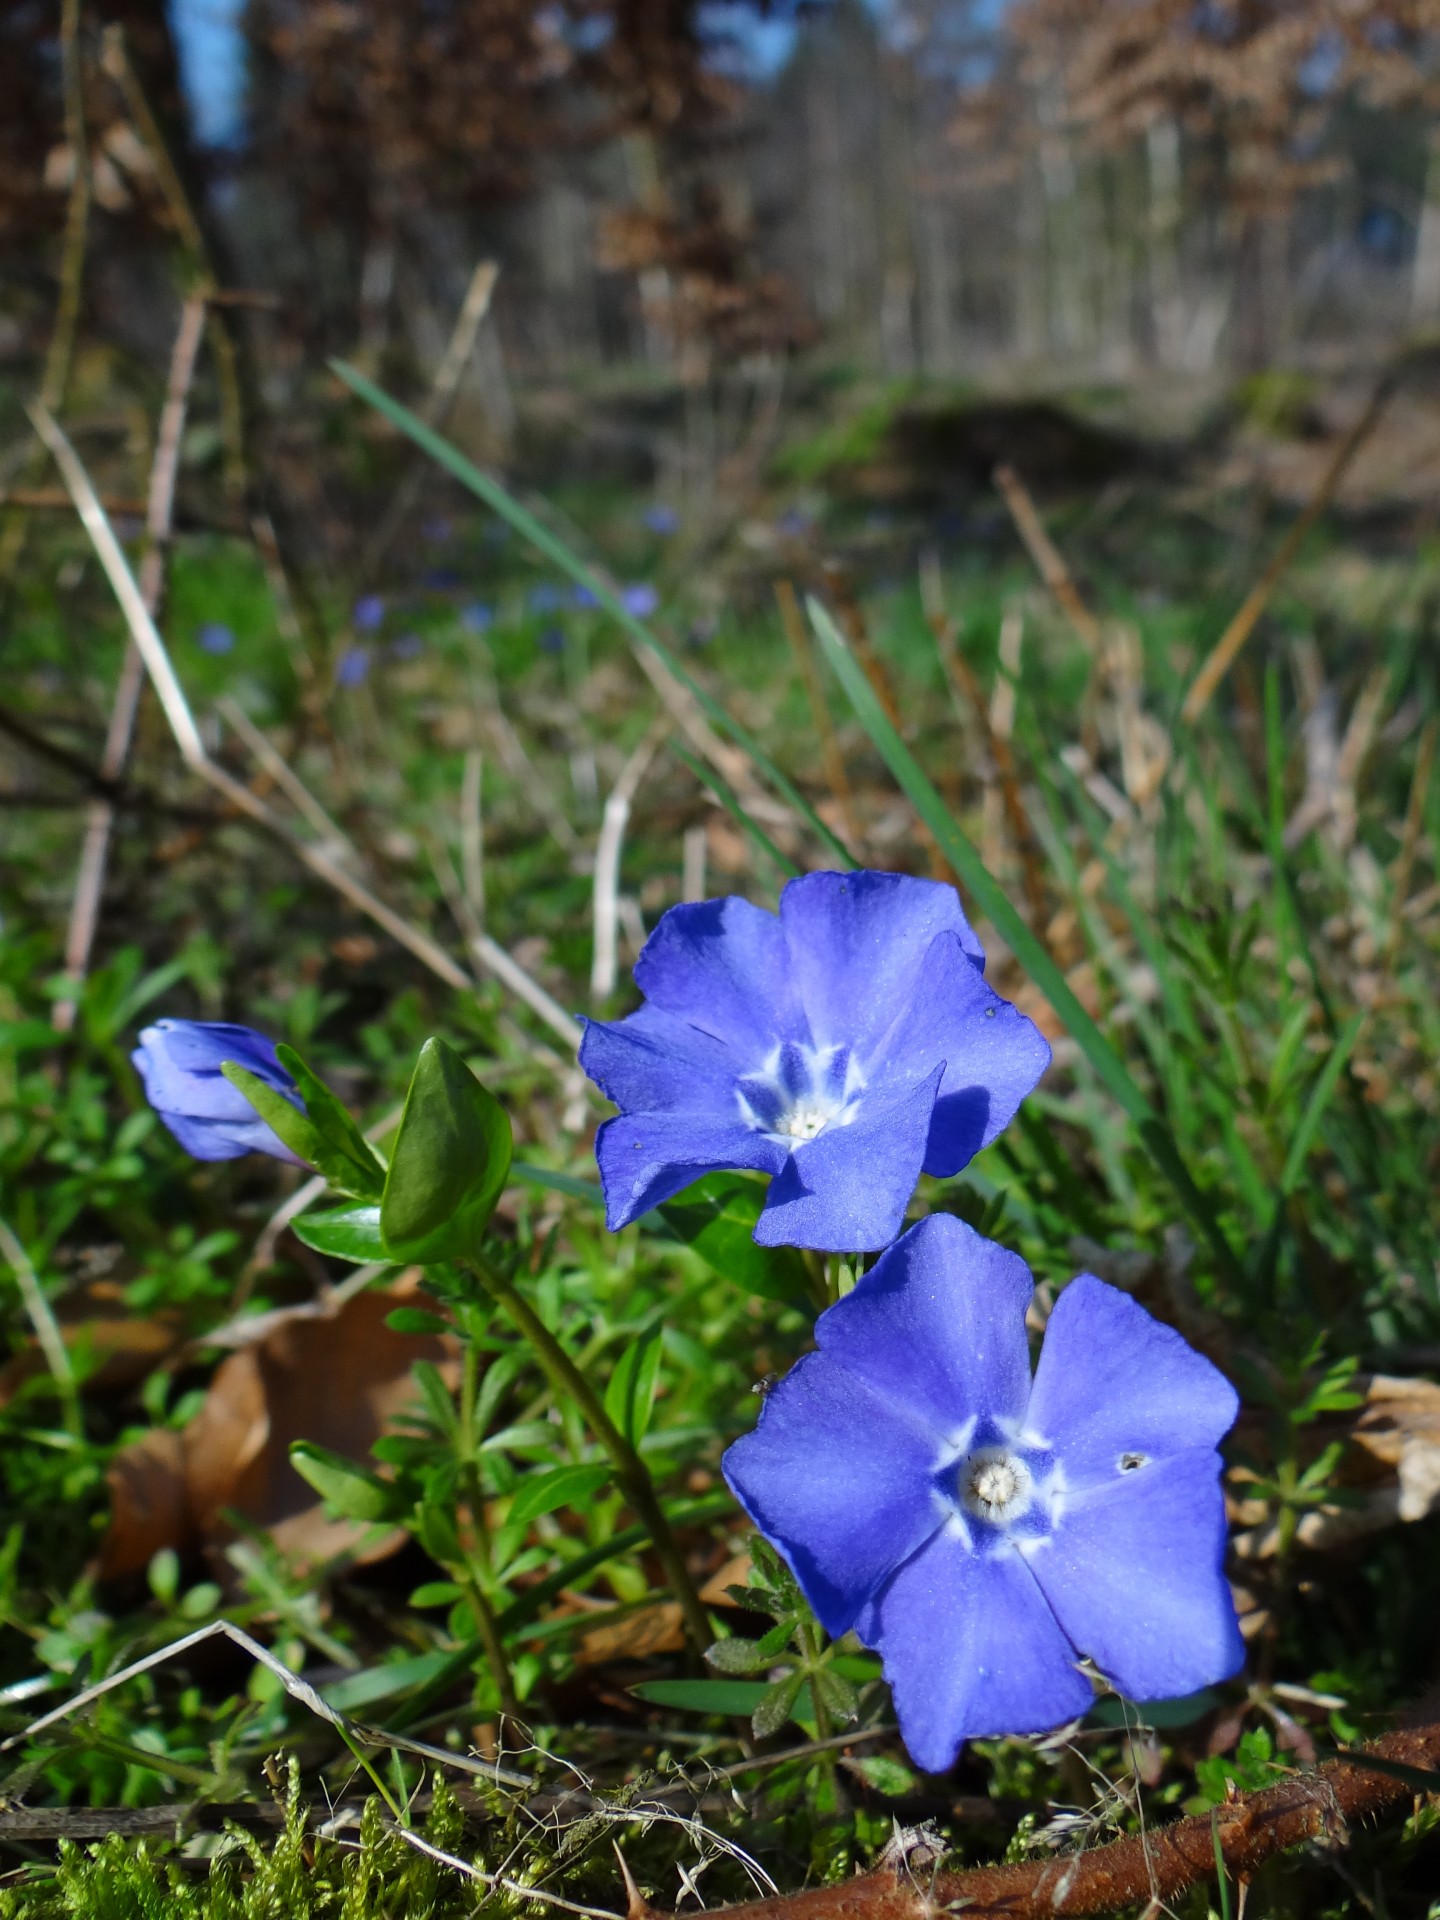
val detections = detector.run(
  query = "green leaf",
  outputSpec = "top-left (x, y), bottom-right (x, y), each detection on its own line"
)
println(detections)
top-left (380, 1038), bottom-right (513, 1263)
top-left (752, 1670), bottom-right (807, 1739)
top-left (289, 1441), bottom-right (402, 1524)
top-left (849, 1755), bottom-right (917, 1797)
top-left (220, 1062), bottom-right (328, 1169)
top-left (603, 1325), bottom-right (664, 1446)
top-left (806, 596), bottom-right (1244, 1289)
top-left (705, 1636), bottom-right (781, 1676)
top-left (659, 1172), bottom-right (814, 1308)
top-left (630, 1678), bottom-right (770, 1715)
top-left (291, 1205), bottom-right (387, 1263)
top-left (319, 1650), bottom-right (458, 1713)
top-left (385, 1306), bottom-right (454, 1337)
top-left (408, 1581), bottom-right (462, 1608)
top-left (275, 1045), bottom-right (386, 1199)
top-left (329, 358), bottom-right (855, 870)
top-left (815, 1665), bottom-right (860, 1724)
top-left (507, 1463), bottom-right (611, 1529)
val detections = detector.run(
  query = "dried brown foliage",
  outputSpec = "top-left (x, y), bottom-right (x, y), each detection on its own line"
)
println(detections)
top-left (955, 1), bottom-right (1440, 203)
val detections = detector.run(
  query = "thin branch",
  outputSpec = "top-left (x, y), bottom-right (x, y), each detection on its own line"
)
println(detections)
top-left (635, 1711), bottom-right (1440, 1920)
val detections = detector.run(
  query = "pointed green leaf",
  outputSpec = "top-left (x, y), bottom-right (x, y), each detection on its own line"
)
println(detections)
top-left (384, 1306), bottom-right (454, 1337)
top-left (751, 1670), bottom-right (807, 1739)
top-left (380, 1038), bottom-right (513, 1263)
top-left (275, 1045), bottom-right (386, 1199)
top-left (814, 1665), bottom-right (860, 1724)
top-left (659, 1171), bottom-right (814, 1308)
top-left (506, 1463), bottom-right (610, 1530)
top-left (848, 1755), bottom-right (917, 1797)
top-left (603, 1325), bottom-right (664, 1446)
top-left (289, 1441), bottom-right (402, 1523)
top-left (629, 1678), bottom-right (770, 1716)
top-left (705, 1636), bottom-right (780, 1676)
top-left (291, 1205), bottom-right (387, 1263)
top-left (219, 1062), bottom-right (328, 1169)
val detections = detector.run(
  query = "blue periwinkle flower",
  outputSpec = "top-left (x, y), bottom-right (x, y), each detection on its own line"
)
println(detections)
top-left (336, 645), bottom-right (371, 687)
top-left (580, 871), bottom-right (1050, 1251)
top-left (390, 632), bottom-right (426, 661)
top-left (461, 602), bottom-right (494, 634)
top-left (132, 1020), bottom-right (304, 1163)
top-left (198, 622), bottom-right (235, 656)
top-left (724, 1214), bottom-right (1244, 1772)
top-left (352, 594), bottom-right (385, 633)
top-left (642, 504), bottom-right (680, 535)
top-left (528, 583), bottom-right (567, 615)
top-left (620, 583), bottom-right (659, 619)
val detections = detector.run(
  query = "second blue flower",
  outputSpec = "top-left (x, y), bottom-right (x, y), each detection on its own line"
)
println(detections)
top-left (580, 870), bottom-right (1051, 1250)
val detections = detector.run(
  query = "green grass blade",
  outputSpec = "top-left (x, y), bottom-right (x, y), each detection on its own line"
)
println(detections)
top-left (1280, 1011), bottom-right (1367, 1195)
top-left (330, 359), bottom-right (856, 870)
top-left (807, 596), bottom-right (1244, 1286)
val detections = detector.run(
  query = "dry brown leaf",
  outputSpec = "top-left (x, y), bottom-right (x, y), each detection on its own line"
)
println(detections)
top-left (575, 1602), bottom-right (685, 1666)
top-left (100, 1277), bottom-right (457, 1581)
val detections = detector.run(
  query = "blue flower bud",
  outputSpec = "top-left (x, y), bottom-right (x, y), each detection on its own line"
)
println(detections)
top-left (132, 1019), bottom-right (306, 1164)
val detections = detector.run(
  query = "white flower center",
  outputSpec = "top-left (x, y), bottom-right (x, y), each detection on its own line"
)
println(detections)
top-left (736, 1042), bottom-right (865, 1145)
top-left (958, 1445), bottom-right (1033, 1525)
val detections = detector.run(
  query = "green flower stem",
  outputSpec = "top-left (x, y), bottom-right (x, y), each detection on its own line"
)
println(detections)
top-left (463, 1253), bottom-right (712, 1655)
top-left (456, 1339), bottom-right (520, 1717)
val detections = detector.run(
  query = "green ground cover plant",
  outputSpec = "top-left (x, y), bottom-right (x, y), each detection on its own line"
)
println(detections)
top-left (2, 365), bottom-right (1439, 1918)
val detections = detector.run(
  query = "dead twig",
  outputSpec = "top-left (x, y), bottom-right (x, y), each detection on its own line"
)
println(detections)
top-left (53, 292), bottom-right (207, 1032)
top-left (993, 463), bottom-right (1103, 655)
top-left (592, 716), bottom-right (668, 1003)
top-left (1182, 374), bottom-right (1396, 725)
top-left (633, 1710), bottom-right (1440, 1920)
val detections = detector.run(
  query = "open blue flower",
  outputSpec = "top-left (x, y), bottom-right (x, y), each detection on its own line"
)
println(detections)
top-left (132, 1019), bottom-right (304, 1164)
top-left (724, 1214), bottom-right (1244, 1772)
top-left (579, 871), bottom-right (1050, 1251)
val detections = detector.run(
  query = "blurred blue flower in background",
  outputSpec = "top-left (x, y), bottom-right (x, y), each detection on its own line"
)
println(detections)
top-left (336, 646), bottom-right (372, 686)
top-left (390, 633), bottom-right (426, 660)
top-left (353, 594), bottom-right (385, 633)
top-left (538, 626), bottom-right (566, 654)
top-left (132, 1019), bottom-right (305, 1164)
top-left (528, 583), bottom-right (567, 615)
top-left (198, 623), bottom-right (235, 655)
top-left (580, 870), bottom-right (1050, 1250)
top-left (724, 1213), bottom-right (1244, 1772)
top-left (421, 515), bottom-right (454, 544)
top-left (620, 583), bottom-right (659, 619)
top-left (461, 602), bottom-right (494, 633)
top-left (571, 584), bottom-right (601, 609)
top-left (642, 504), bottom-right (680, 534)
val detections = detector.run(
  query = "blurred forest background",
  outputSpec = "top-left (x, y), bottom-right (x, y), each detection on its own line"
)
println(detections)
top-left (7, 0), bottom-right (1440, 538)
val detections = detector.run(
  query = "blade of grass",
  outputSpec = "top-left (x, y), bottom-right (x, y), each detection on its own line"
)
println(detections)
top-left (330, 360), bottom-right (855, 871)
top-left (1279, 1011), bottom-right (1367, 1197)
top-left (808, 596), bottom-right (1244, 1287)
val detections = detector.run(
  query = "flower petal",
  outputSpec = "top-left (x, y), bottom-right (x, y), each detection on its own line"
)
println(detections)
top-left (752, 1064), bottom-right (942, 1251)
top-left (594, 1113), bottom-right (786, 1230)
top-left (872, 931), bottom-right (1051, 1177)
top-left (1025, 1275), bottom-right (1239, 1488)
top-left (865, 1531), bottom-right (1092, 1772)
top-left (154, 1108), bottom-right (299, 1163)
top-left (1027, 1454), bottom-right (1244, 1702)
top-left (632, 897), bottom-right (808, 1058)
top-left (815, 1214), bottom-right (1033, 1441)
top-left (779, 871), bottom-right (983, 1061)
top-left (133, 1020), bottom-right (293, 1123)
top-left (579, 1004), bottom-right (739, 1114)
top-left (723, 1351), bottom-right (944, 1638)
